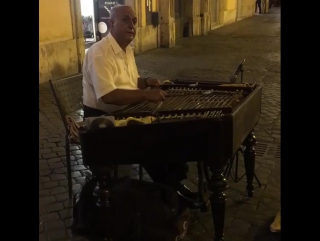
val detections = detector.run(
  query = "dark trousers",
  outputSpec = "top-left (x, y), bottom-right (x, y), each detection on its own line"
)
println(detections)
top-left (256, 0), bottom-right (262, 14)
top-left (83, 105), bottom-right (188, 185)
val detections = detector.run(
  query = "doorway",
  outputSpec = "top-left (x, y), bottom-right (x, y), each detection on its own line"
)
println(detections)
top-left (80, 0), bottom-right (97, 49)
top-left (210, 0), bottom-right (219, 29)
top-left (175, 0), bottom-right (183, 39)
top-left (175, 0), bottom-right (189, 38)
top-left (94, 0), bottom-right (122, 41)
top-left (81, 0), bottom-right (128, 52)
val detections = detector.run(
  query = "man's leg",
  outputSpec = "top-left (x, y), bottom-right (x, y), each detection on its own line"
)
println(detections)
top-left (255, 0), bottom-right (258, 13)
top-left (143, 162), bottom-right (198, 199)
top-left (257, 0), bottom-right (262, 14)
top-left (142, 162), bottom-right (188, 185)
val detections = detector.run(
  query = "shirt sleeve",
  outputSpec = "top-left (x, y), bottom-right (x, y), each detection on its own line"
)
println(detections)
top-left (90, 54), bottom-right (117, 100)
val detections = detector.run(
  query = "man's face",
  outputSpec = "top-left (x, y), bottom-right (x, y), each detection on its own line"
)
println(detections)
top-left (110, 7), bottom-right (137, 43)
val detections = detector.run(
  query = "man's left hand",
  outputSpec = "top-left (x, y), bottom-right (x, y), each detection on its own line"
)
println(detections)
top-left (146, 78), bottom-right (161, 88)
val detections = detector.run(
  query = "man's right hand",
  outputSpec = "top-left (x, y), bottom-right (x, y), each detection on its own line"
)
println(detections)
top-left (144, 89), bottom-right (167, 102)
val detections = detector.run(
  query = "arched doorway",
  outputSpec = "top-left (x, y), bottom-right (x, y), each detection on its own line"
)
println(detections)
top-left (80, 0), bottom-right (127, 51)
top-left (80, 0), bottom-right (97, 49)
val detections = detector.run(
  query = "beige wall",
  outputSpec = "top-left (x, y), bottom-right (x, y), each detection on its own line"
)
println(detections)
top-left (237, 0), bottom-right (256, 20)
top-left (39, 0), bottom-right (84, 83)
top-left (192, 0), bottom-right (202, 36)
top-left (135, 25), bottom-right (159, 54)
top-left (133, 0), bottom-right (160, 54)
top-left (222, 0), bottom-right (237, 24)
top-left (182, 0), bottom-right (256, 37)
top-left (223, 0), bottom-right (256, 23)
top-left (39, 0), bottom-right (73, 43)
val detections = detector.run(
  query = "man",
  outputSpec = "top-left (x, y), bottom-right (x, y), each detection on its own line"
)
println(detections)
top-left (82, 5), bottom-right (196, 199)
top-left (255, 0), bottom-right (262, 15)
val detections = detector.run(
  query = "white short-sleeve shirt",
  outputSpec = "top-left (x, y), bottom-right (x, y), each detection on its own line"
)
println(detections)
top-left (82, 33), bottom-right (140, 113)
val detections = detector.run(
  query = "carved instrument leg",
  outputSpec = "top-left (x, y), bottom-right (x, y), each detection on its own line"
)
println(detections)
top-left (243, 131), bottom-right (257, 197)
top-left (208, 168), bottom-right (228, 241)
top-left (90, 166), bottom-right (114, 239)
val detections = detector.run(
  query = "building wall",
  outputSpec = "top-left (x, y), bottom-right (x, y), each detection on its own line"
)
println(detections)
top-left (106, 0), bottom-right (256, 53)
top-left (192, 0), bottom-right (202, 36)
top-left (237, 0), bottom-right (256, 20)
top-left (208, 0), bottom-right (226, 30)
top-left (133, 0), bottom-right (160, 54)
top-left (223, 0), bottom-right (256, 24)
top-left (180, 0), bottom-right (256, 36)
top-left (223, 0), bottom-right (237, 24)
top-left (200, 0), bottom-right (211, 35)
top-left (39, 0), bottom-right (85, 84)
top-left (218, 0), bottom-right (226, 25)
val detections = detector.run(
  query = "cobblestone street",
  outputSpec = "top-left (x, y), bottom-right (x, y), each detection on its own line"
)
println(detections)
top-left (39, 7), bottom-right (281, 241)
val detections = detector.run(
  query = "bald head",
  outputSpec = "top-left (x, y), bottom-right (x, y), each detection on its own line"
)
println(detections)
top-left (110, 5), bottom-right (135, 20)
top-left (109, 5), bottom-right (137, 49)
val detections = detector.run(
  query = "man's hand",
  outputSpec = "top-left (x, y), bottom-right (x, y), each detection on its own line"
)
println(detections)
top-left (144, 89), bottom-right (167, 102)
top-left (146, 78), bottom-right (161, 88)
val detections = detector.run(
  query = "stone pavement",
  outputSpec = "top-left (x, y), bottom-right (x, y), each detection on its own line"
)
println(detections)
top-left (39, 7), bottom-right (281, 241)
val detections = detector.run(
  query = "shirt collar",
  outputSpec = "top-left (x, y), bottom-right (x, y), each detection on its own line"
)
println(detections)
top-left (107, 33), bottom-right (131, 55)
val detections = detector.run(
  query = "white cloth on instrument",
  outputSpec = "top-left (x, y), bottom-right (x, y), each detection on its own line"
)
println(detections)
top-left (270, 210), bottom-right (281, 233)
top-left (82, 33), bottom-right (140, 113)
top-left (66, 116), bottom-right (156, 143)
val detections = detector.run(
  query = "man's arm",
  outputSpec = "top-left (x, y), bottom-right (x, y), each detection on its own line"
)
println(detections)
top-left (101, 89), bottom-right (148, 105)
top-left (102, 89), bottom-right (167, 105)
top-left (137, 77), bottom-right (148, 89)
top-left (138, 77), bottom-right (161, 89)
